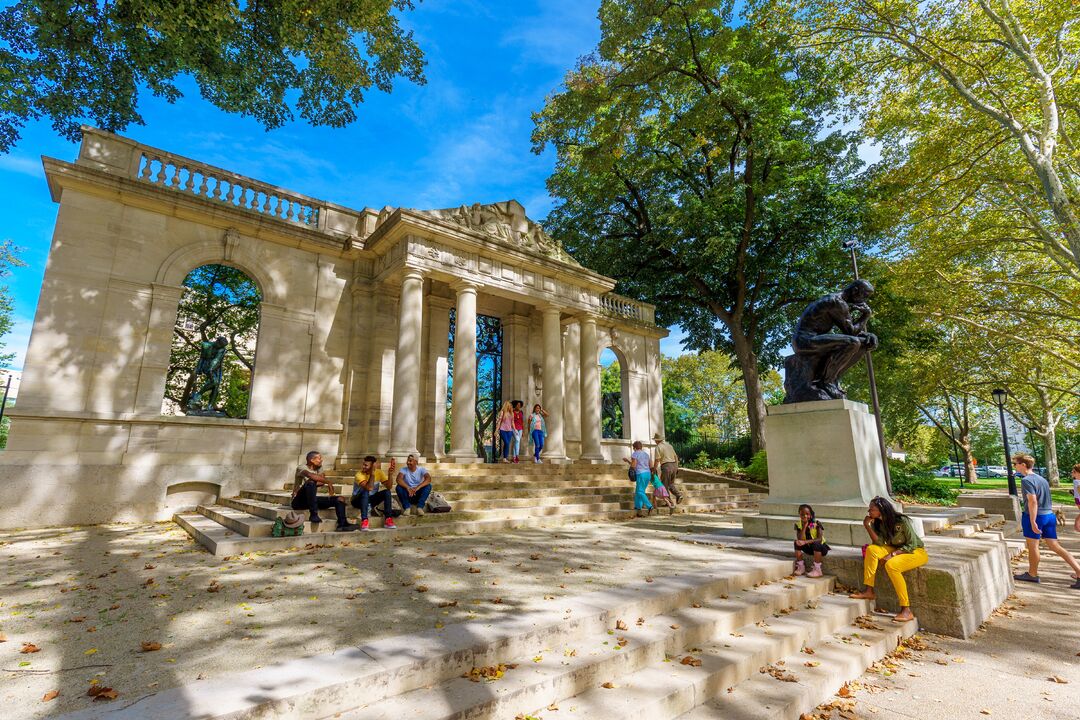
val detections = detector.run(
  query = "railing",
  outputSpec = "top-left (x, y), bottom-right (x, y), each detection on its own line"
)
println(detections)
top-left (134, 149), bottom-right (323, 229)
top-left (599, 292), bottom-right (656, 325)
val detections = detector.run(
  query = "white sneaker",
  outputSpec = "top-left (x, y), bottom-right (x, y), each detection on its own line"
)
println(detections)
top-left (534, 458), bottom-right (541, 463)
top-left (416, 506), bottom-right (425, 516)
top-left (410, 506), bottom-right (419, 517)
top-left (807, 563), bottom-right (823, 578)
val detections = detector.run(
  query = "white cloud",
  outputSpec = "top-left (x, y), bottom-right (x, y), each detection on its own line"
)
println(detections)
top-left (0, 155), bottom-right (44, 179)
top-left (500, 0), bottom-right (599, 71)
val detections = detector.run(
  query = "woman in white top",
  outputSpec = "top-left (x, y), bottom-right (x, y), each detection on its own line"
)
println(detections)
top-left (623, 440), bottom-right (655, 517)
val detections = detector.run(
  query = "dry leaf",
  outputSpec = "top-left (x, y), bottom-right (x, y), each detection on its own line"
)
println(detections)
top-left (615, 620), bottom-right (628, 631)
top-left (802, 646), bottom-right (815, 655)
top-left (601, 682), bottom-right (615, 689)
top-left (636, 617), bottom-right (645, 626)
top-left (680, 656), bottom-right (702, 667)
top-left (141, 641), bottom-right (162, 652)
top-left (438, 601), bottom-right (458, 608)
top-left (547, 703), bottom-right (559, 711)
top-left (980, 711), bottom-right (991, 716)
top-left (691, 603), bottom-right (702, 608)
top-left (69, 616), bottom-right (87, 623)
top-left (530, 554), bottom-right (541, 560)
top-left (837, 684), bottom-right (852, 698)
top-left (468, 568), bottom-right (481, 574)
top-left (88, 685), bottom-right (119, 701)
top-left (0, 631), bottom-right (6, 642)
top-left (415, 586), bottom-right (429, 593)
top-left (670, 624), bottom-right (680, 629)
top-left (21, 643), bottom-right (41, 654)
top-left (1049, 676), bottom-right (1069, 684)
top-left (42, 690), bottom-right (59, 702)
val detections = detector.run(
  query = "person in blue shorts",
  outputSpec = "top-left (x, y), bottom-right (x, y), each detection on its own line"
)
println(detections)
top-left (1012, 454), bottom-right (1080, 589)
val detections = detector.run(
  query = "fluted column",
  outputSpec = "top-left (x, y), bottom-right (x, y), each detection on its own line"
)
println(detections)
top-left (449, 282), bottom-right (479, 462)
top-left (388, 270), bottom-right (425, 458)
top-left (579, 315), bottom-right (605, 462)
top-left (541, 305), bottom-right (569, 462)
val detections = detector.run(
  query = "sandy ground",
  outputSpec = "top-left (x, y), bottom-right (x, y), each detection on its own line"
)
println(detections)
top-left (5, 514), bottom-right (1080, 720)
top-left (0, 517), bottom-right (733, 719)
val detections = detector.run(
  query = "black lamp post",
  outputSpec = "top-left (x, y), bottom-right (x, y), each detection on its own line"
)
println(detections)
top-left (992, 388), bottom-right (1017, 496)
top-left (842, 239), bottom-right (891, 493)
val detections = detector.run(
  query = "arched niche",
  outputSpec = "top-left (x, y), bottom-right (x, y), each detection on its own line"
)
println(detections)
top-left (162, 264), bottom-right (262, 418)
top-left (599, 345), bottom-right (631, 440)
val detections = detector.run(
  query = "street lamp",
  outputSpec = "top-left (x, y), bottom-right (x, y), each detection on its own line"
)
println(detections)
top-left (991, 388), bottom-right (1017, 496)
top-left (842, 239), bottom-right (891, 493)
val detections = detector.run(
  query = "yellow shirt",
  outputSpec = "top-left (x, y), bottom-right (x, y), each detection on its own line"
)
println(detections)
top-left (353, 468), bottom-right (388, 494)
top-left (655, 441), bottom-right (678, 465)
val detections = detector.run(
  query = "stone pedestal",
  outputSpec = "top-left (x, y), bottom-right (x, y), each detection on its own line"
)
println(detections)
top-left (743, 399), bottom-right (908, 545)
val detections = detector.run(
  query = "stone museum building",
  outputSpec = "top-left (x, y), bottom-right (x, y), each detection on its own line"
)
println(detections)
top-left (0, 128), bottom-right (667, 527)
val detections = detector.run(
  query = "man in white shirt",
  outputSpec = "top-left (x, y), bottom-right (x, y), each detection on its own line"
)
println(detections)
top-left (653, 433), bottom-right (683, 504)
top-left (396, 454), bottom-right (434, 516)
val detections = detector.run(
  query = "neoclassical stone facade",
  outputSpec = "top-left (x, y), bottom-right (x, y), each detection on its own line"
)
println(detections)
top-left (0, 128), bottom-right (666, 527)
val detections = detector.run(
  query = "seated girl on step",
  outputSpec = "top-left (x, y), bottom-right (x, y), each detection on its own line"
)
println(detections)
top-left (793, 504), bottom-right (829, 578)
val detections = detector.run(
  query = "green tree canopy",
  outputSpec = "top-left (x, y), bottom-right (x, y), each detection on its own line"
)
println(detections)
top-left (0, 0), bottom-right (426, 151)
top-left (533, 0), bottom-right (868, 451)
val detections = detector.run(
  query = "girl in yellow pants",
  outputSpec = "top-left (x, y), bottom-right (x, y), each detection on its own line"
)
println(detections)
top-left (850, 497), bottom-right (928, 623)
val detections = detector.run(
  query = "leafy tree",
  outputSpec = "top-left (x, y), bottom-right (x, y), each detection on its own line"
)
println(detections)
top-left (533, 0), bottom-right (866, 452)
top-left (663, 350), bottom-right (782, 440)
top-left (0, 239), bottom-right (22, 367)
top-left (0, 0), bottom-right (426, 151)
top-left (600, 360), bottom-right (623, 438)
top-left (164, 264), bottom-right (260, 417)
top-left (753, 0), bottom-right (1080, 276)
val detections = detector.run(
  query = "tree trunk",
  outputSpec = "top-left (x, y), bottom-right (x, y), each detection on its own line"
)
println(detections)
top-left (730, 330), bottom-right (767, 454)
top-left (1042, 425), bottom-right (1060, 488)
top-left (959, 430), bottom-right (978, 485)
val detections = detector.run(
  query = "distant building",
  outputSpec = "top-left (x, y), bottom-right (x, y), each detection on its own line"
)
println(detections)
top-left (0, 369), bottom-right (19, 402)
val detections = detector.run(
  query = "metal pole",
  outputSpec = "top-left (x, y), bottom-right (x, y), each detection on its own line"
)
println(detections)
top-left (997, 402), bottom-right (1017, 496)
top-left (0, 374), bottom-right (11, 426)
top-left (846, 244), bottom-right (892, 493)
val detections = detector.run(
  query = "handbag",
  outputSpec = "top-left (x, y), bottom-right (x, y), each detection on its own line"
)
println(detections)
top-left (425, 492), bottom-right (452, 514)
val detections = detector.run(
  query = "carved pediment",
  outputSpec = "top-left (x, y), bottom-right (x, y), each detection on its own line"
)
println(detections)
top-left (379, 199), bottom-right (581, 267)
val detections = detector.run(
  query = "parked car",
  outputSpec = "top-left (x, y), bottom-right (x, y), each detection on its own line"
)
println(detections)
top-left (984, 465), bottom-right (1008, 478)
top-left (932, 464), bottom-right (1000, 479)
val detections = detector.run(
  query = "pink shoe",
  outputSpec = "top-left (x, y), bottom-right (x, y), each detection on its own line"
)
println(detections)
top-left (807, 563), bottom-right (823, 578)
top-left (793, 560), bottom-right (805, 576)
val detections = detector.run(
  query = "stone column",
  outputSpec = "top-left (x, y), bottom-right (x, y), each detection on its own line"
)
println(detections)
top-left (424, 297), bottom-right (453, 460)
top-left (579, 315), bottom-right (605, 462)
top-left (541, 305), bottom-right (569, 462)
top-left (449, 282), bottom-right (479, 462)
top-left (388, 270), bottom-right (424, 458)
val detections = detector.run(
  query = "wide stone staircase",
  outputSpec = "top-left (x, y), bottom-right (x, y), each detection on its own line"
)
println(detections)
top-left (59, 554), bottom-right (915, 720)
top-left (175, 463), bottom-right (766, 556)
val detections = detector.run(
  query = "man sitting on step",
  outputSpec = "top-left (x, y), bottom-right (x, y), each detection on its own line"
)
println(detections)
top-left (291, 451), bottom-right (358, 532)
top-left (395, 454), bottom-right (433, 517)
top-left (352, 455), bottom-right (397, 531)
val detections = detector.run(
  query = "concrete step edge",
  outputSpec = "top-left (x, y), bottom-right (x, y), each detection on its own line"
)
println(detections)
top-left (337, 578), bottom-right (840, 720)
top-left (51, 561), bottom-right (800, 720)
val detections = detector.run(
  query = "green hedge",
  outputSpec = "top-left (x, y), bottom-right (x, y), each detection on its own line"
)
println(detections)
top-left (889, 462), bottom-right (957, 504)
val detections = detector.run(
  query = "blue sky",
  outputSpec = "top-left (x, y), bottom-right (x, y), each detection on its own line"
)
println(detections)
top-left (0, 0), bottom-right (696, 370)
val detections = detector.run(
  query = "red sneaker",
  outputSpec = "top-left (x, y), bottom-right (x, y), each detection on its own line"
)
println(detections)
top-left (513, 456), bottom-right (519, 463)
top-left (360, 518), bottom-right (370, 531)
top-left (384, 517), bottom-right (397, 530)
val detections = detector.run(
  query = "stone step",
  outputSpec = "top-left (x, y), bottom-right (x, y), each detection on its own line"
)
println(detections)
top-left (54, 558), bottom-right (800, 719)
top-left (678, 612), bottom-right (915, 720)
top-left (233, 490), bottom-right (750, 517)
top-left (276, 480), bottom-right (743, 495)
top-left (175, 500), bottom-right (760, 557)
top-left (328, 463), bottom-right (630, 478)
top-left (518, 595), bottom-right (905, 720)
top-left (339, 577), bottom-right (840, 720)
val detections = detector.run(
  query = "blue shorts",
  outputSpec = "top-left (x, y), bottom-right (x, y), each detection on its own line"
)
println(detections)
top-left (1022, 512), bottom-right (1058, 540)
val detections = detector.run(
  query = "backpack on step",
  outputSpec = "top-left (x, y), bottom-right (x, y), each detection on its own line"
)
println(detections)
top-left (425, 492), bottom-right (452, 513)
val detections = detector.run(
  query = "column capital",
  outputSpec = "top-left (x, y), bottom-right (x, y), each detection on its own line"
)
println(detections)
top-left (539, 303), bottom-right (563, 317)
top-left (449, 279), bottom-right (479, 294)
top-left (401, 268), bottom-right (426, 283)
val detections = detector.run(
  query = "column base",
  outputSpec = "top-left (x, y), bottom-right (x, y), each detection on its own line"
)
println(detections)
top-left (575, 454), bottom-right (607, 464)
top-left (449, 454), bottom-right (482, 464)
top-left (541, 454), bottom-right (572, 465)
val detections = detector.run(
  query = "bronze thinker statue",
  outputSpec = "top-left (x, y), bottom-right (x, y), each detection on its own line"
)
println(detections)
top-left (187, 336), bottom-right (229, 415)
top-left (783, 280), bottom-right (878, 403)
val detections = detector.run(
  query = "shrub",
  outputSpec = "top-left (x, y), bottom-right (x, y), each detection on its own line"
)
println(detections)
top-left (686, 451), bottom-right (713, 470)
top-left (889, 462), bottom-right (957, 505)
top-left (745, 450), bottom-right (768, 485)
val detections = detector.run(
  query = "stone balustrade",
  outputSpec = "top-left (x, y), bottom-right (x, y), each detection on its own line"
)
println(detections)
top-left (134, 148), bottom-right (325, 229)
top-left (599, 292), bottom-right (656, 325)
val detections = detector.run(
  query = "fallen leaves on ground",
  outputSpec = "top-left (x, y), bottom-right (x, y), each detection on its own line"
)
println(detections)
top-left (42, 690), bottom-right (59, 702)
top-left (601, 681), bottom-right (615, 689)
top-left (141, 641), bottom-right (162, 652)
top-left (20, 643), bottom-right (40, 654)
top-left (88, 685), bottom-right (119, 701)
top-left (854, 615), bottom-right (884, 631)
top-left (760, 664), bottom-right (797, 682)
top-left (680, 655), bottom-right (702, 667)
top-left (615, 620), bottom-right (628, 631)
top-left (1049, 676), bottom-right (1069, 684)
top-left (462, 663), bottom-right (517, 682)
top-left (837, 683), bottom-right (853, 697)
